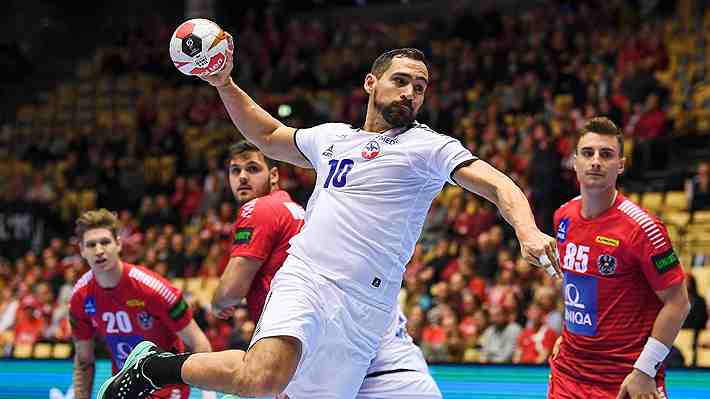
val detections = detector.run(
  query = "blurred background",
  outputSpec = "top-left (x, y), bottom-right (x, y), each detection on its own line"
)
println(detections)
top-left (1, 0), bottom-right (710, 397)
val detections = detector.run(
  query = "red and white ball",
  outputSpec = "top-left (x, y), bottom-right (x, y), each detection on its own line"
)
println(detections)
top-left (169, 18), bottom-right (229, 76)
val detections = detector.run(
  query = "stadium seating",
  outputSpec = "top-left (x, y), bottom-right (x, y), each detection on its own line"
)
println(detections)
top-left (12, 344), bottom-right (33, 359)
top-left (52, 343), bottom-right (72, 359)
top-left (665, 191), bottom-right (688, 211)
top-left (697, 330), bottom-right (710, 367)
top-left (33, 343), bottom-right (52, 359)
top-left (674, 329), bottom-right (696, 367)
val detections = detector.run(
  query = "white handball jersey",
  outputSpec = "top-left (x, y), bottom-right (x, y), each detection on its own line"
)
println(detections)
top-left (289, 122), bottom-right (477, 308)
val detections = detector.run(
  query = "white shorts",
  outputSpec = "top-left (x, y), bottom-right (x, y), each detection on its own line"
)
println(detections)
top-left (249, 256), bottom-right (392, 399)
top-left (357, 307), bottom-right (442, 399)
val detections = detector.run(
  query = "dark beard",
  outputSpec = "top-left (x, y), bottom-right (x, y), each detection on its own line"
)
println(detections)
top-left (378, 100), bottom-right (415, 128)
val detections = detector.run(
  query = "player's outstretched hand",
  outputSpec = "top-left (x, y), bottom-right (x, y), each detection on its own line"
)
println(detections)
top-left (615, 369), bottom-right (661, 399)
top-left (519, 229), bottom-right (562, 279)
top-left (200, 32), bottom-right (235, 87)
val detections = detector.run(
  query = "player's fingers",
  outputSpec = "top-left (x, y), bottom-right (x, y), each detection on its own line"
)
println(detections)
top-left (538, 253), bottom-right (558, 279)
top-left (545, 243), bottom-right (562, 278)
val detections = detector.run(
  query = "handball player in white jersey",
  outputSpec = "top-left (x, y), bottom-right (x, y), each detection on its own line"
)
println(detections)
top-left (97, 34), bottom-right (562, 399)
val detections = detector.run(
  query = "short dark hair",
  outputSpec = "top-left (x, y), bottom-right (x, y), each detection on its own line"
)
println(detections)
top-left (370, 48), bottom-right (430, 78)
top-left (577, 117), bottom-right (624, 156)
top-left (228, 140), bottom-right (275, 168)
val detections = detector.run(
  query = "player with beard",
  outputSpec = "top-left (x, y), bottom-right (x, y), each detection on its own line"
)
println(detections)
top-left (211, 140), bottom-right (441, 398)
top-left (99, 36), bottom-right (561, 398)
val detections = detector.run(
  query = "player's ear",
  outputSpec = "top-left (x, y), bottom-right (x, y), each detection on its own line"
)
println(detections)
top-left (115, 235), bottom-right (123, 252)
top-left (270, 166), bottom-right (279, 186)
top-left (572, 153), bottom-right (577, 172)
top-left (364, 73), bottom-right (377, 95)
top-left (618, 156), bottom-right (626, 175)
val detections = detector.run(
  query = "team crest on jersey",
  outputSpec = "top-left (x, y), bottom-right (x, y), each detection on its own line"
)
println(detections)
top-left (556, 218), bottom-right (570, 242)
top-left (137, 311), bottom-right (153, 330)
top-left (84, 296), bottom-right (96, 316)
top-left (362, 141), bottom-right (380, 160)
top-left (597, 254), bottom-right (617, 276)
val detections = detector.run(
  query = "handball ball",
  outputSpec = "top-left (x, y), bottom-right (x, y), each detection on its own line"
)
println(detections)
top-left (169, 18), bottom-right (229, 76)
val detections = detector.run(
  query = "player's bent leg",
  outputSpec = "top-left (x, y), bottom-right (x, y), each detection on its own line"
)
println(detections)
top-left (356, 370), bottom-right (442, 399)
top-left (181, 335), bottom-right (301, 397)
top-left (252, 258), bottom-right (391, 398)
top-left (358, 305), bottom-right (441, 398)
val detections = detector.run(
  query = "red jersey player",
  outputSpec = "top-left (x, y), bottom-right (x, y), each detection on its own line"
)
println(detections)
top-left (211, 141), bottom-right (305, 322)
top-left (548, 117), bottom-right (690, 399)
top-left (69, 209), bottom-right (213, 399)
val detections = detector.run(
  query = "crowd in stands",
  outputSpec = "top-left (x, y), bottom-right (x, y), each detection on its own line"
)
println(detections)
top-left (1, 1), bottom-right (710, 364)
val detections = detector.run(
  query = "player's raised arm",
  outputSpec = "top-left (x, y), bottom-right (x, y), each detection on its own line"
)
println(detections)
top-left (452, 160), bottom-right (561, 277)
top-left (199, 34), bottom-right (308, 168)
top-left (72, 339), bottom-right (96, 399)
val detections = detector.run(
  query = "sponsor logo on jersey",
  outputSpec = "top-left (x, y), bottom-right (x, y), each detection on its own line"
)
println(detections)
top-left (137, 311), bottom-right (153, 330)
top-left (376, 135), bottom-right (398, 145)
top-left (556, 218), bottom-right (570, 242)
top-left (597, 254), bottom-right (617, 276)
top-left (169, 297), bottom-right (189, 320)
top-left (105, 335), bottom-right (143, 369)
top-left (563, 273), bottom-right (597, 336)
top-left (126, 299), bottom-right (145, 308)
top-left (371, 277), bottom-right (382, 288)
top-left (233, 227), bottom-right (253, 245)
top-left (652, 249), bottom-right (679, 274)
top-left (595, 235), bottom-right (620, 247)
top-left (322, 144), bottom-right (334, 158)
top-left (362, 141), bottom-right (380, 160)
top-left (84, 296), bottom-right (96, 316)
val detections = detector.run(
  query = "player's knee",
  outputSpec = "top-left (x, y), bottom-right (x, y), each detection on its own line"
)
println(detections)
top-left (232, 337), bottom-right (300, 396)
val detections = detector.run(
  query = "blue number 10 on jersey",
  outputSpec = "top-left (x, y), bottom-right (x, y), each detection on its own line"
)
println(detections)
top-left (324, 159), bottom-right (354, 188)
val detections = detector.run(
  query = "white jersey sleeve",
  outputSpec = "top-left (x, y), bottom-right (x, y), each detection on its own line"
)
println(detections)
top-left (429, 137), bottom-right (477, 185)
top-left (293, 123), bottom-right (341, 166)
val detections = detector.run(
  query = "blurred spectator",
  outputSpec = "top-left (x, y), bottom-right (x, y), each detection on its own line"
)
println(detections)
top-left (513, 302), bottom-right (558, 364)
top-left (686, 161), bottom-right (710, 212)
top-left (13, 296), bottom-right (46, 346)
top-left (421, 305), bottom-right (448, 361)
top-left (25, 171), bottom-right (56, 204)
top-left (0, 287), bottom-right (18, 354)
top-left (166, 234), bottom-right (189, 278)
top-left (536, 286), bottom-right (562, 334)
top-left (683, 273), bottom-right (707, 331)
top-left (527, 122), bottom-right (562, 234)
top-left (227, 307), bottom-right (251, 350)
top-left (479, 305), bottom-right (521, 363)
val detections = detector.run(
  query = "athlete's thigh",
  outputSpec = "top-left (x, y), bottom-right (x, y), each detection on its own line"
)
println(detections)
top-left (253, 262), bottom-right (390, 399)
top-left (357, 370), bottom-right (442, 399)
